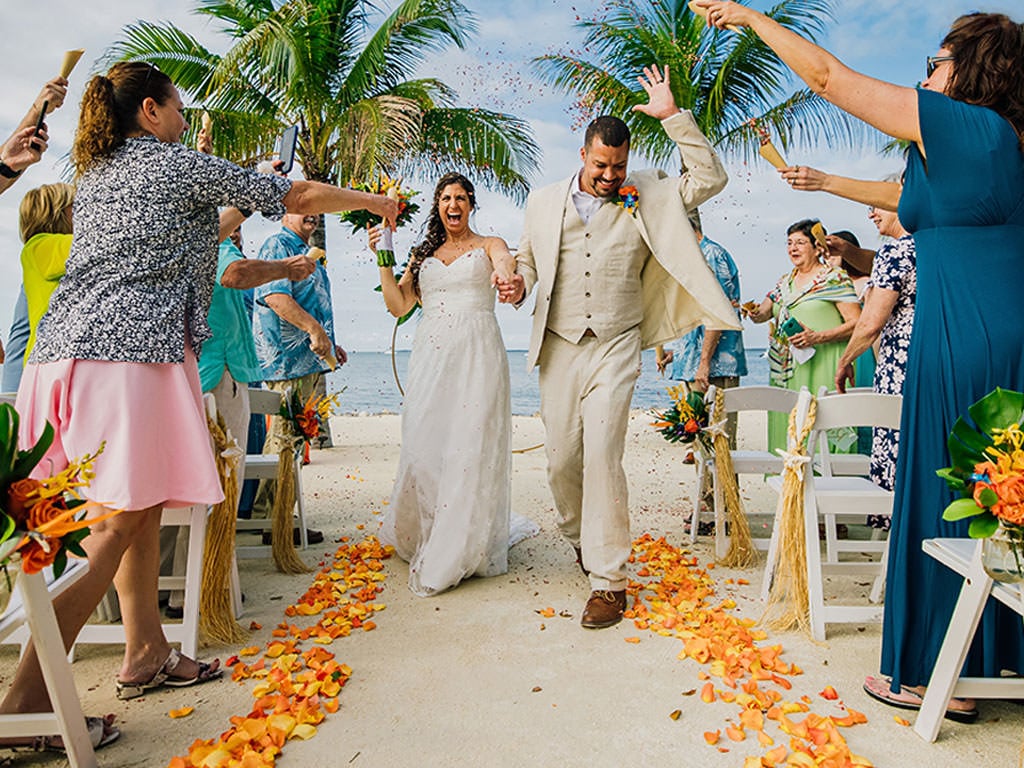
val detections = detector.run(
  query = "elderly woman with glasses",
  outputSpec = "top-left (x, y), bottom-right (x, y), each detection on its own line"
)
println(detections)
top-left (0, 61), bottom-right (396, 747)
top-left (700, 2), bottom-right (1024, 722)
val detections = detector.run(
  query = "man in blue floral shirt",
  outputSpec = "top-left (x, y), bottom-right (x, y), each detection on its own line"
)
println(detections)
top-left (658, 210), bottom-right (746, 509)
top-left (251, 213), bottom-right (345, 526)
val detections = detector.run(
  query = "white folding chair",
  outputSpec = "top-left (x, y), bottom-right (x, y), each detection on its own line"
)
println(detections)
top-left (0, 562), bottom-right (97, 767)
top-left (693, 385), bottom-right (799, 558)
top-left (235, 387), bottom-right (308, 557)
top-left (915, 538), bottom-right (1024, 741)
top-left (764, 391), bottom-right (902, 641)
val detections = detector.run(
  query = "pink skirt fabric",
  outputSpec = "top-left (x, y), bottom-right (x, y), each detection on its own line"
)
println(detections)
top-left (16, 346), bottom-right (224, 511)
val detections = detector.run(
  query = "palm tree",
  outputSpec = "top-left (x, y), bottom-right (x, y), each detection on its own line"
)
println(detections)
top-left (534, 0), bottom-right (875, 165)
top-left (105, 0), bottom-right (541, 247)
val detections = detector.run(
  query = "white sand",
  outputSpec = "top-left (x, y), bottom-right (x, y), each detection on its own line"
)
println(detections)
top-left (2, 412), bottom-right (1020, 767)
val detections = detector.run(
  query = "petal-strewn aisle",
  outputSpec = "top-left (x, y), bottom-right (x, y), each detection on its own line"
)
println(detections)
top-left (2, 412), bottom-right (1020, 767)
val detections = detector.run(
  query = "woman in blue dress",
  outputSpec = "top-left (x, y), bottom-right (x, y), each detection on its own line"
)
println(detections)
top-left (700, 3), bottom-right (1024, 720)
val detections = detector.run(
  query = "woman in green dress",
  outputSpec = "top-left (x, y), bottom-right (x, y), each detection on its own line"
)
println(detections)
top-left (747, 219), bottom-right (860, 453)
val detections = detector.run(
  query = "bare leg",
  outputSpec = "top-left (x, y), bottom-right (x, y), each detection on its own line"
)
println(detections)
top-left (113, 507), bottom-right (205, 683)
top-left (0, 504), bottom-right (152, 715)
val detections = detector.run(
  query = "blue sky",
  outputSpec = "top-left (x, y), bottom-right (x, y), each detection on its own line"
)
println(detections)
top-left (1, 0), bottom-right (1019, 353)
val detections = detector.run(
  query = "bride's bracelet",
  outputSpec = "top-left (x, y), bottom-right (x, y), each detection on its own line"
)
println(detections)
top-left (376, 249), bottom-right (396, 268)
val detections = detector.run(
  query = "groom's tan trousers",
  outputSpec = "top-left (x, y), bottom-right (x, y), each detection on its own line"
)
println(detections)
top-left (538, 326), bottom-right (642, 591)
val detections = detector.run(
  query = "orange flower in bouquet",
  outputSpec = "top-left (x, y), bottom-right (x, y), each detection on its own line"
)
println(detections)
top-left (1, 403), bottom-right (119, 578)
top-left (279, 390), bottom-right (343, 447)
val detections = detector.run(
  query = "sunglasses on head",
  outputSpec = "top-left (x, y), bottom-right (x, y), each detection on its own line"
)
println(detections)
top-left (926, 55), bottom-right (954, 77)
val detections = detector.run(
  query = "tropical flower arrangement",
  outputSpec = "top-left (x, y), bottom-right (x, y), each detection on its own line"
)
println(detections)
top-left (338, 176), bottom-right (419, 267)
top-left (0, 403), bottom-right (115, 581)
top-left (279, 390), bottom-right (342, 447)
top-left (937, 388), bottom-right (1024, 580)
top-left (615, 185), bottom-right (639, 216)
top-left (650, 384), bottom-right (710, 451)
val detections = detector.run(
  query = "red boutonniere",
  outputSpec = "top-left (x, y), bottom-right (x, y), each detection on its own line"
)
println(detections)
top-left (615, 185), bottom-right (639, 216)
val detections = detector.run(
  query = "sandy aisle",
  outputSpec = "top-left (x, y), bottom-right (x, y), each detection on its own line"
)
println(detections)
top-left (2, 412), bottom-right (1019, 767)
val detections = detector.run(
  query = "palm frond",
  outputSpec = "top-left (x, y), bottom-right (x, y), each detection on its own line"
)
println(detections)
top-left (404, 107), bottom-right (540, 203)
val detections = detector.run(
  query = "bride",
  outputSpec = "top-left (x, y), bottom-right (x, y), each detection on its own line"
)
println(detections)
top-left (371, 172), bottom-right (537, 596)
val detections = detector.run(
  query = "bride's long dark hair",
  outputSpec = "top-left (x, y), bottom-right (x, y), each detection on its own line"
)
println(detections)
top-left (408, 172), bottom-right (477, 294)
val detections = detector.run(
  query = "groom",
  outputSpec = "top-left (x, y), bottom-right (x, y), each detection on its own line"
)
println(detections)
top-left (500, 65), bottom-right (740, 629)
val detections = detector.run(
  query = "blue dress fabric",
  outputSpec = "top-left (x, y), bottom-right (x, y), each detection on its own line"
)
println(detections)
top-left (882, 88), bottom-right (1024, 689)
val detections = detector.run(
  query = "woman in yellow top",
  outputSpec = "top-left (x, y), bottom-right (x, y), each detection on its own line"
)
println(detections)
top-left (19, 182), bottom-right (74, 358)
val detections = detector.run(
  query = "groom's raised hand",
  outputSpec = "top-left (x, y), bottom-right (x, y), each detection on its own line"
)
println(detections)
top-left (632, 64), bottom-right (681, 121)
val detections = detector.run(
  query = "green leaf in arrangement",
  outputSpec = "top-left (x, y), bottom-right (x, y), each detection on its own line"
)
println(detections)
top-left (0, 404), bottom-right (18, 481)
top-left (12, 422), bottom-right (55, 480)
top-left (942, 496), bottom-right (986, 522)
top-left (968, 512), bottom-right (1000, 539)
top-left (935, 466), bottom-right (966, 491)
top-left (977, 487), bottom-right (999, 508)
top-left (968, 388), bottom-right (1024, 436)
top-left (950, 416), bottom-right (992, 460)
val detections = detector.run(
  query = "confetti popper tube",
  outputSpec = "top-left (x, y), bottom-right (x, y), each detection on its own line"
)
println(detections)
top-left (758, 140), bottom-right (787, 170)
top-left (59, 49), bottom-right (85, 79)
top-left (810, 222), bottom-right (828, 249)
top-left (201, 111), bottom-right (213, 135)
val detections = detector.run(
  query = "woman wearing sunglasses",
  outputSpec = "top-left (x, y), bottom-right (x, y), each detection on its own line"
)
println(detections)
top-left (698, 3), bottom-right (1024, 722)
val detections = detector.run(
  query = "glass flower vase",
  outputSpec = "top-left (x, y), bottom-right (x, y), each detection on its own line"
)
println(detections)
top-left (982, 523), bottom-right (1024, 584)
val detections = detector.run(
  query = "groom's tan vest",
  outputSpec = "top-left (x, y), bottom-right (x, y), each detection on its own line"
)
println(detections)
top-left (546, 191), bottom-right (645, 343)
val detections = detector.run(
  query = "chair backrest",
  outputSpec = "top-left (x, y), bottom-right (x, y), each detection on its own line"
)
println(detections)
top-left (718, 385), bottom-right (800, 415)
top-left (0, 393), bottom-right (16, 407)
top-left (808, 392), bottom-right (902, 469)
top-left (248, 387), bottom-right (283, 416)
top-left (811, 392), bottom-right (902, 433)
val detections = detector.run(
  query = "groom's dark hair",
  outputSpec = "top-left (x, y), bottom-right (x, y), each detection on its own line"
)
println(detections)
top-left (585, 116), bottom-right (630, 149)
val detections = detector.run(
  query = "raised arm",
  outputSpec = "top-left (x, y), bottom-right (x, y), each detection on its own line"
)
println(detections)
top-left (778, 165), bottom-right (902, 212)
top-left (635, 65), bottom-right (728, 207)
top-left (699, 1), bottom-right (922, 145)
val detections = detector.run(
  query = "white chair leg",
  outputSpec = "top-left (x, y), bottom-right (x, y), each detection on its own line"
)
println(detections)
top-left (713, 463), bottom-right (727, 560)
top-left (689, 457), bottom-right (704, 545)
top-left (18, 571), bottom-right (97, 768)
top-left (179, 505), bottom-right (208, 659)
top-left (869, 537), bottom-right (890, 604)
top-left (804, 478), bottom-right (827, 642)
top-left (824, 513), bottom-right (839, 564)
top-left (914, 546), bottom-right (992, 742)
top-left (295, 455), bottom-right (309, 549)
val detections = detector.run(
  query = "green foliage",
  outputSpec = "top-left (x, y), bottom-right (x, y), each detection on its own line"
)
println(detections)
top-left (106, 0), bottom-right (540, 215)
top-left (533, 0), bottom-right (875, 164)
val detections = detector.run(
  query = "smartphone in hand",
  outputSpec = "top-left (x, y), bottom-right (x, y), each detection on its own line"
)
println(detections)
top-left (779, 316), bottom-right (804, 337)
top-left (30, 105), bottom-right (47, 150)
top-left (278, 125), bottom-right (299, 174)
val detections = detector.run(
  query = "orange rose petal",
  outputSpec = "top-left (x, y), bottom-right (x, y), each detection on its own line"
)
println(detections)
top-left (168, 706), bottom-right (194, 718)
top-left (894, 715), bottom-right (910, 726)
top-left (703, 730), bottom-right (720, 745)
top-left (819, 685), bottom-right (839, 700)
top-left (624, 637), bottom-right (641, 644)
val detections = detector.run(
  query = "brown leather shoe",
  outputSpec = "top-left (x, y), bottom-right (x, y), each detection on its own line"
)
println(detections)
top-left (572, 546), bottom-right (589, 576)
top-left (580, 589), bottom-right (626, 629)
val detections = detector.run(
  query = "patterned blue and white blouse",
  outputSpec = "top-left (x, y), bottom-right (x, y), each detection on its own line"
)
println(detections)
top-left (31, 136), bottom-right (291, 364)
top-left (868, 234), bottom-right (916, 497)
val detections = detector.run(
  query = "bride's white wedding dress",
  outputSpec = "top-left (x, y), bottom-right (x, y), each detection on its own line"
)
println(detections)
top-left (380, 248), bottom-right (538, 596)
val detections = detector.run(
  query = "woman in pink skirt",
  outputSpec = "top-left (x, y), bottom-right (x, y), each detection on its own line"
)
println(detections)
top-left (0, 61), bottom-right (397, 750)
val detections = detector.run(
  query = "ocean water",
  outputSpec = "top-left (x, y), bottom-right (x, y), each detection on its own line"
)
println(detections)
top-left (327, 348), bottom-right (769, 415)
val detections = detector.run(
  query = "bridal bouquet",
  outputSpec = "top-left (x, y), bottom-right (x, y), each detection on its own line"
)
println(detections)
top-left (650, 384), bottom-right (710, 451)
top-left (0, 403), bottom-right (116, 582)
top-left (338, 176), bottom-right (419, 267)
top-left (937, 388), bottom-right (1024, 580)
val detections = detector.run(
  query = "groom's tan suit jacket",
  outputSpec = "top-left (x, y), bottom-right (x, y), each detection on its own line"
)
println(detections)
top-left (516, 110), bottom-right (740, 370)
